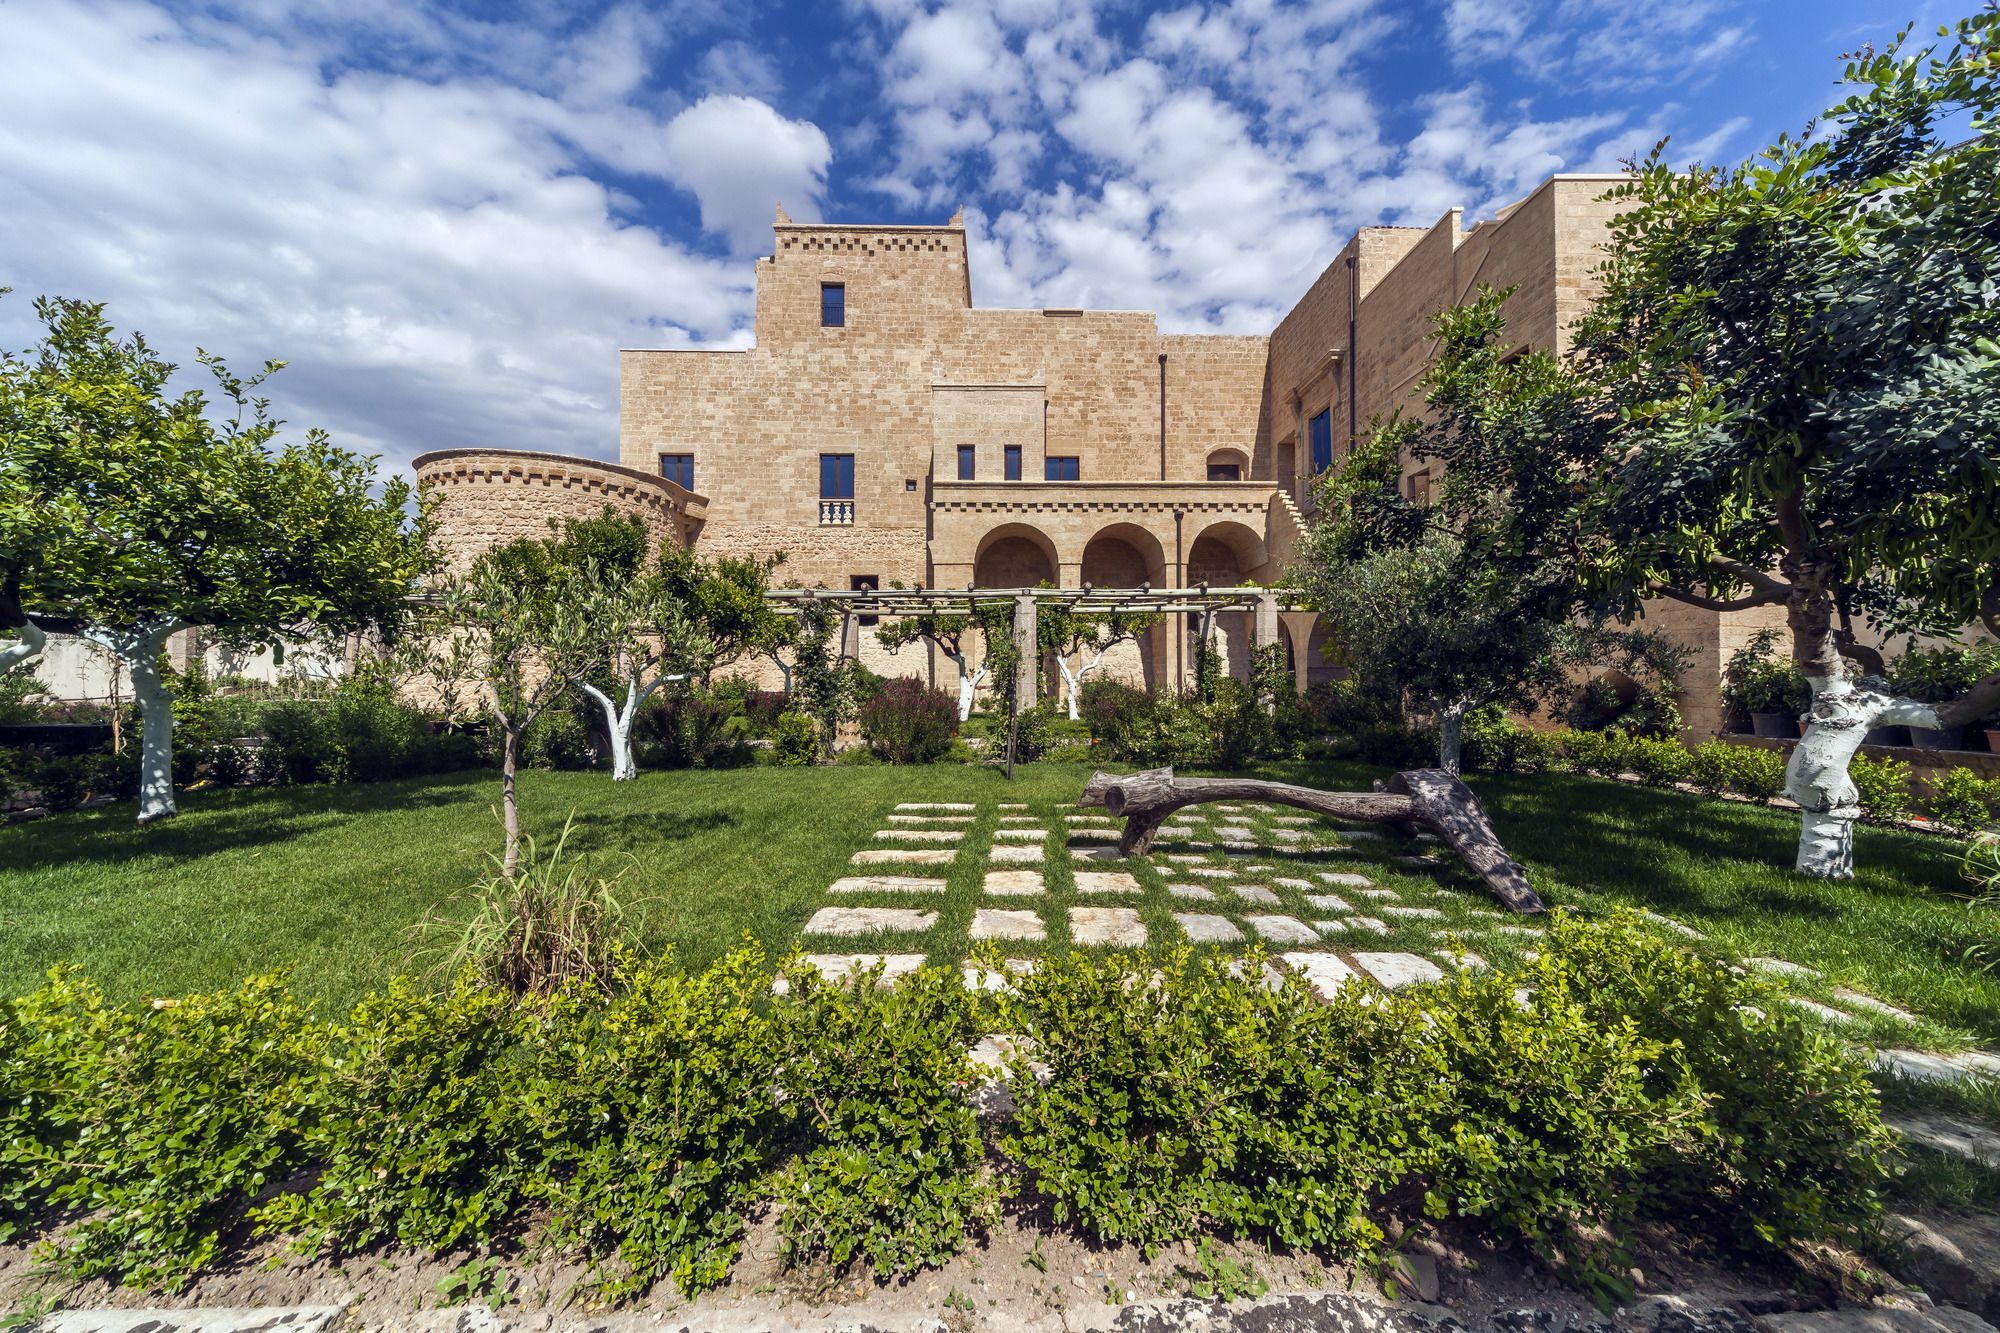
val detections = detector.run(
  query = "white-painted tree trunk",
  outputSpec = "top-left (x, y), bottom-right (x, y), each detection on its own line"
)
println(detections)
top-left (83, 622), bottom-right (183, 823)
top-left (580, 675), bottom-right (676, 781)
top-left (948, 651), bottom-right (988, 722)
top-left (1057, 649), bottom-right (1114, 721)
top-left (1, 620), bottom-right (47, 672)
top-left (1786, 673), bottom-right (1941, 878)
top-left (1437, 700), bottom-right (1468, 776)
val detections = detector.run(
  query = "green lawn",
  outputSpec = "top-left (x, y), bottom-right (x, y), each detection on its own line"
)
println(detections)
top-left (4, 759), bottom-right (1998, 1050)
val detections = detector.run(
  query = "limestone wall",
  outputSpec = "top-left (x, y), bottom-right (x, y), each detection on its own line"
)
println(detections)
top-left (413, 449), bottom-right (701, 571)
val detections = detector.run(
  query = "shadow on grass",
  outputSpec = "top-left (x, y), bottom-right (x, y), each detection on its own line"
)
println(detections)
top-left (559, 807), bottom-right (737, 856)
top-left (0, 769), bottom-right (493, 872)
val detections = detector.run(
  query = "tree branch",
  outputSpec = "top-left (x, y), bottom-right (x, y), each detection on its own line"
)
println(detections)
top-left (1936, 666), bottom-right (2000, 729)
top-left (1652, 583), bottom-right (1790, 613)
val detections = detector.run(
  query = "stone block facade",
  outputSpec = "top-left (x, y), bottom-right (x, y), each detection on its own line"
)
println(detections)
top-left (415, 174), bottom-right (1768, 735)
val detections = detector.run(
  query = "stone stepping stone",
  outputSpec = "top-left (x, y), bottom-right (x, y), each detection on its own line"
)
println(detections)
top-left (1213, 803), bottom-right (1247, 813)
top-left (1313, 919), bottom-right (1348, 935)
top-left (998, 802), bottom-right (1027, 809)
top-left (1232, 885), bottom-right (1283, 906)
top-left (874, 829), bottom-right (964, 843)
top-left (1437, 951), bottom-right (1488, 970)
top-left (1188, 867), bottom-right (1235, 880)
top-left (994, 827), bottom-right (1048, 840)
top-left (1874, 1048), bottom-right (1980, 1083)
top-left (1242, 863), bottom-right (1274, 873)
top-left (828, 875), bottom-right (947, 895)
top-left (1075, 870), bottom-right (1143, 895)
top-left (1638, 909), bottom-right (1702, 938)
top-left (887, 813), bottom-right (974, 824)
top-left (962, 958), bottom-right (1036, 993)
top-left (1215, 824), bottom-right (1256, 839)
top-left (971, 908), bottom-right (1047, 941)
top-left (805, 907), bottom-right (937, 936)
top-left (1306, 894), bottom-right (1353, 913)
top-left (991, 844), bottom-right (1044, 864)
top-left (1065, 814), bottom-right (1113, 824)
top-left (998, 815), bottom-right (1039, 824)
top-left (1354, 951), bottom-right (1446, 989)
top-left (1281, 951), bottom-right (1362, 1000)
top-left (1244, 914), bottom-right (1319, 944)
top-left (1351, 916), bottom-right (1391, 935)
top-left (1394, 855), bottom-right (1440, 869)
top-left (1166, 853), bottom-right (1207, 864)
top-left (1789, 998), bottom-right (1860, 1027)
top-left (1491, 924), bottom-right (1542, 936)
top-left (1070, 907), bottom-right (1146, 947)
top-left (780, 953), bottom-right (927, 992)
top-left (1067, 826), bottom-right (1122, 841)
top-left (1271, 816), bottom-right (1315, 826)
top-left (1220, 840), bottom-right (1262, 852)
top-left (1747, 956), bottom-right (1820, 980)
top-left (1175, 913), bottom-right (1244, 944)
top-left (1834, 988), bottom-right (1916, 1022)
top-left (898, 802), bottom-right (975, 811)
top-left (853, 848), bottom-right (956, 866)
top-left (1383, 906), bottom-right (1444, 920)
top-left (1166, 883), bottom-right (1217, 901)
top-left (1274, 877), bottom-right (1313, 890)
top-left (1071, 847), bottom-right (1125, 862)
top-left (1270, 829), bottom-right (1307, 843)
top-left (1885, 1111), bottom-right (2000, 1168)
top-left (1360, 888), bottom-right (1400, 901)
top-left (1338, 828), bottom-right (1384, 840)
top-left (1228, 957), bottom-right (1287, 990)
top-left (984, 870), bottom-right (1046, 896)
top-left (1319, 872), bottom-right (1373, 887)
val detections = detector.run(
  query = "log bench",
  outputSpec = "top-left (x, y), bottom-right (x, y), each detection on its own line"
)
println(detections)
top-left (1079, 766), bottom-right (1544, 914)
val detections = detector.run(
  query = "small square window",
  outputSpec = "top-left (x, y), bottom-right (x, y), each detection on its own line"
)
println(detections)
top-left (904, 478), bottom-right (917, 492)
top-left (957, 444), bottom-right (975, 480)
top-left (821, 282), bottom-right (845, 327)
top-left (1044, 456), bottom-right (1079, 482)
top-left (659, 453), bottom-right (695, 490)
top-left (1004, 445), bottom-right (1022, 481)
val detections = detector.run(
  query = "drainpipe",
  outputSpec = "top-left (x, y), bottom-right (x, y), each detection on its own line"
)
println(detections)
top-left (1172, 508), bottom-right (1185, 687)
top-left (1345, 254), bottom-right (1359, 451)
top-left (1157, 352), bottom-right (1168, 480)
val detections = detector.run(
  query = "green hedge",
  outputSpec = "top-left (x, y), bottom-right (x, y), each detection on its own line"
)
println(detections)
top-left (0, 916), bottom-right (1893, 1302)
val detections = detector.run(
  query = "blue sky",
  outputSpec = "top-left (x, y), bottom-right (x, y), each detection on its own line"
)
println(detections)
top-left (0, 0), bottom-right (1938, 476)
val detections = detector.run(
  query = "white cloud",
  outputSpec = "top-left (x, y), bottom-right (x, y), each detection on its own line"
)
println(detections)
top-left (660, 95), bottom-right (833, 252)
top-left (1445, 0), bottom-right (1753, 93)
top-left (0, 0), bottom-right (782, 476)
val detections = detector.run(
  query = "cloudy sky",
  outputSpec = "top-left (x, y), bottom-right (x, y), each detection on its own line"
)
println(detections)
top-left (0, 0), bottom-right (1941, 478)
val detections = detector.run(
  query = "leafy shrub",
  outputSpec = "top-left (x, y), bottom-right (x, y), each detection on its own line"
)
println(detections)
top-left (413, 819), bottom-right (635, 999)
top-left (634, 691), bottom-right (753, 770)
top-left (1538, 913), bottom-right (1893, 1256)
top-left (1009, 700), bottom-right (1057, 762)
top-left (858, 677), bottom-right (958, 763)
top-left (771, 710), bottom-right (818, 765)
top-left (1920, 767), bottom-right (2000, 831)
top-left (516, 704), bottom-right (595, 770)
top-left (259, 976), bottom-right (530, 1257)
top-left (261, 672), bottom-right (473, 785)
top-left (1849, 754), bottom-right (1913, 824)
top-left (770, 960), bottom-right (994, 1276)
top-left (743, 690), bottom-right (787, 734)
top-left (532, 949), bottom-right (780, 1300)
top-left (6, 970), bottom-right (324, 1291)
top-left (1554, 727), bottom-right (1623, 777)
top-left (1887, 643), bottom-right (2000, 705)
top-left (1002, 948), bottom-right (1432, 1256)
top-left (1078, 678), bottom-right (1150, 747)
top-left (1462, 711), bottom-right (1561, 774)
top-left (1686, 740), bottom-right (1788, 803)
top-left (1625, 735), bottom-right (1694, 788)
top-left (1722, 628), bottom-right (1808, 721)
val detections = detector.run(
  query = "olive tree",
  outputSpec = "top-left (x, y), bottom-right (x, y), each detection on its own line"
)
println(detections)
top-left (1036, 593), bottom-right (1156, 720)
top-left (876, 599), bottom-right (1017, 721)
top-left (0, 297), bottom-right (430, 822)
top-left (1574, 13), bottom-right (2000, 875)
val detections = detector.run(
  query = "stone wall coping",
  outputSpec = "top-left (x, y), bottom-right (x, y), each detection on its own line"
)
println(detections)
top-left (773, 220), bottom-right (965, 233)
top-left (412, 447), bottom-right (708, 519)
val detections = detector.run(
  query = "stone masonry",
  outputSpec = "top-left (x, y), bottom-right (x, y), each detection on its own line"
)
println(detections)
top-left (412, 176), bottom-right (1777, 734)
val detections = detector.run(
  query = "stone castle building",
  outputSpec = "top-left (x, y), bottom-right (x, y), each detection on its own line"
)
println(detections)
top-left (415, 173), bottom-right (1779, 736)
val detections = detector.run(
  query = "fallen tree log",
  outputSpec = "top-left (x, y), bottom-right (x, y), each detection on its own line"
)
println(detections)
top-left (1080, 766), bottom-right (1543, 914)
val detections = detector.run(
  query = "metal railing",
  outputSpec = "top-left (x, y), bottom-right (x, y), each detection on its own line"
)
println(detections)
top-left (818, 499), bottom-right (855, 526)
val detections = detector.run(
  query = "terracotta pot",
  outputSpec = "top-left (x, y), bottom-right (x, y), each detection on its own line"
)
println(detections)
top-left (1907, 724), bottom-right (1967, 751)
top-left (1981, 727), bottom-right (2000, 754)
top-left (1750, 712), bottom-right (1799, 739)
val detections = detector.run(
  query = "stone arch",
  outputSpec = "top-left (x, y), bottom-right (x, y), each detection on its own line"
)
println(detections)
top-left (1183, 517), bottom-right (1268, 584)
top-left (1079, 523), bottom-right (1171, 690)
top-left (972, 523), bottom-right (1058, 589)
top-left (1205, 447), bottom-right (1248, 481)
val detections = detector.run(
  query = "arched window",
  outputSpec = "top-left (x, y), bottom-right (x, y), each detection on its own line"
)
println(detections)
top-left (1206, 448), bottom-right (1248, 482)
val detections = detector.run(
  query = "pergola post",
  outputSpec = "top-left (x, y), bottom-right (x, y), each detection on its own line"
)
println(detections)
top-left (1012, 594), bottom-right (1037, 705)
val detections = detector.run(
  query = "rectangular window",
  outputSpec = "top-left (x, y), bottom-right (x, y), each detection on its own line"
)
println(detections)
top-left (957, 444), bottom-right (975, 480)
top-left (820, 282), bottom-right (845, 327)
top-left (1207, 461), bottom-right (1241, 482)
top-left (1044, 456), bottom-right (1079, 481)
top-left (1309, 409), bottom-right (1333, 474)
top-left (819, 453), bottom-right (854, 499)
top-left (659, 453), bottom-right (695, 490)
top-left (1004, 445), bottom-right (1022, 481)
